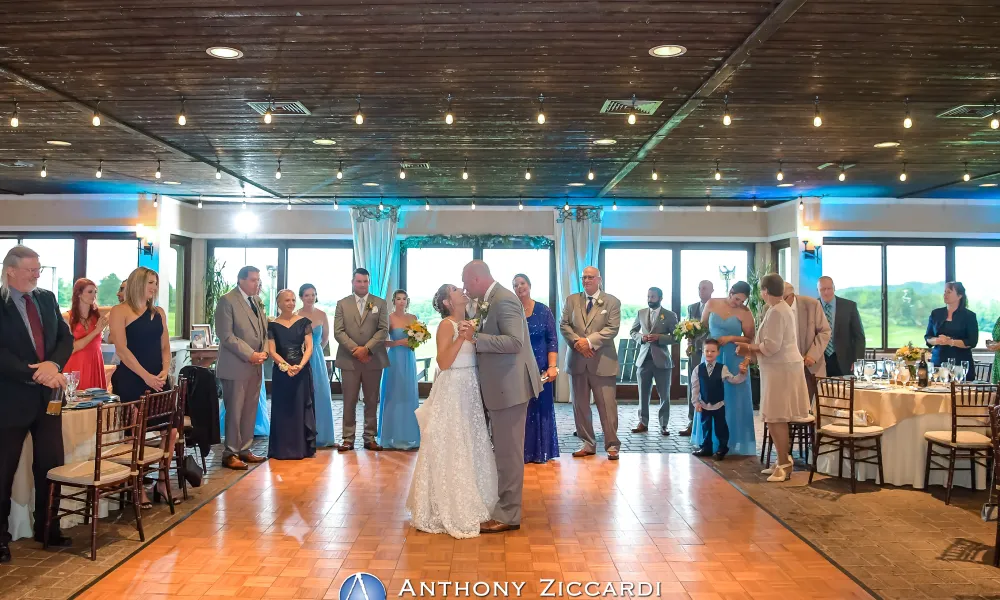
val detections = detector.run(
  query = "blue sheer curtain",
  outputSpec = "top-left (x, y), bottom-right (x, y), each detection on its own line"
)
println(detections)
top-left (351, 206), bottom-right (399, 300)
top-left (553, 207), bottom-right (603, 403)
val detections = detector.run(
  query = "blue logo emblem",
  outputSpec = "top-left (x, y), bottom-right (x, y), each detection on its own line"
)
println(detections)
top-left (340, 572), bottom-right (387, 600)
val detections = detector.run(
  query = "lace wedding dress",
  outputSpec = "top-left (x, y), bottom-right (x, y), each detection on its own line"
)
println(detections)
top-left (406, 319), bottom-right (499, 538)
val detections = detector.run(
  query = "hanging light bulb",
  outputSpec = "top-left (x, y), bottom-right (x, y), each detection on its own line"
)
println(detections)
top-left (242, 199), bottom-right (247, 210)
top-left (627, 94), bottom-right (637, 125)
top-left (471, 198), bottom-right (477, 210)
top-left (462, 159), bottom-right (469, 180)
top-left (751, 196), bottom-right (758, 212)
top-left (798, 196), bottom-right (805, 211)
top-left (275, 160), bottom-right (282, 179)
top-left (564, 198), bottom-right (570, 211)
top-left (40, 159), bottom-right (47, 178)
top-left (776, 161), bottom-right (784, 181)
top-left (399, 164), bottom-right (406, 180)
top-left (95, 160), bottom-right (103, 178)
top-left (153, 194), bottom-right (159, 208)
top-left (651, 162), bottom-right (658, 181)
top-left (813, 96), bottom-right (822, 127)
top-left (536, 94), bottom-right (546, 124)
top-left (587, 161), bottom-right (595, 181)
top-left (263, 100), bottom-right (273, 124)
top-left (155, 160), bottom-right (162, 179)
top-left (838, 163), bottom-right (847, 181)
top-left (612, 199), bottom-right (618, 211)
top-left (178, 98), bottom-right (187, 126)
top-left (355, 95), bottom-right (364, 125)
top-left (518, 195), bottom-right (524, 211)
top-left (333, 196), bottom-right (339, 210)
top-left (899, 162), bottom-right (908, 182)
top-left (425, 200), bottom-right (430, 211)
top-left (658, 199), bottom-right (664, 212)
top-left (337, 161), bottom-right (344, 180)
top-left (722, 94), bottom-right (732, 126)
top-left (197, 195), bottom-right (203, 209)
top-left (992, 99), bottom-right (999, 130)
top-left (92, 102), bottom-right (102, 127)
top-left (714, 160), bottom-right (722, 181)
top-left (286, 198), bottom-right (292, 210)
top-left (445, 94), bottom-right (454, 125)
top-left (216, 162), bottom-right (222, 179)
top-left (378, 196), bottom-right (384, 211)
top-left (9, 102), bottom-right (18, 128)
top-left (963, 162), bottom-right (971, 182)
top-left (705, 202), bottom-right (712, 212)
top-left (903, 97), bottom-right (912, 129)
top-left (525, 167), bottom-right (531, 180)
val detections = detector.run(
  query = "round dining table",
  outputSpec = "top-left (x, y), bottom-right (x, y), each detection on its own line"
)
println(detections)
top-left (815, 382), bottom-right (988, 489)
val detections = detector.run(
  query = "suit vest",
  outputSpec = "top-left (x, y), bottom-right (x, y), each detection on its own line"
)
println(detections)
top-left (697, 362), bottom-right (725, 406)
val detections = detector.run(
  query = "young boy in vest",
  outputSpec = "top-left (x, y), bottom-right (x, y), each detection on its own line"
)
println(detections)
top-left (691, 339), bottom-right (748, 460)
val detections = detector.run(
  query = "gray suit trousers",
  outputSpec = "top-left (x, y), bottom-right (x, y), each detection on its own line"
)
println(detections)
top-left (221, 373), bottom-right (262, 458)
top-left (572, 372), bottom-right (619, 452)
top-left (638, 356), bottom-right (672, 430)
top-left (341, 369), bottom-right (382, 445)
top-left (487, 402), bottom-right (528, 525)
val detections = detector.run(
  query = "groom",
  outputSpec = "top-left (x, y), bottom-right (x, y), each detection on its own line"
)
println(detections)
top-left (461, 260), bottom-right (542, 534)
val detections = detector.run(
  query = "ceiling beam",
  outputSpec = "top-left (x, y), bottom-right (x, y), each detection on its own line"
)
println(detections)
top-left (597, 0), bottom-right (809, 197)
top-left (0, 63), bottom-right (281, 198)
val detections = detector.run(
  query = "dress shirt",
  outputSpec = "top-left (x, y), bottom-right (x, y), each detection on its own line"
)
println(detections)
top-left (646, 306), bottom-right (661, 331)
top-left (690, 361), bottom-right (747, 411)
top-left (8, 284), bottom-right (41, 354)
top-left (354, 293), bottom-right (369, 315)
top-left (584, 289), bottom-right (602, 348)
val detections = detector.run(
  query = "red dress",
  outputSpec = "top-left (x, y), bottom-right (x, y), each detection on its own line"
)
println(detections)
top-left (63, 318), bottom-right (108, 391)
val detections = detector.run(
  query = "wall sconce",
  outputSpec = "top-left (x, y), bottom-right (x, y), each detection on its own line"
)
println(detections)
top-left (135, 224), bottom-right (156, 256)
top-left (802, 239), bottom-right (821, 260)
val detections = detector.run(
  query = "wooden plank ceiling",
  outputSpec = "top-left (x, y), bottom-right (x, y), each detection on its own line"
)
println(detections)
top-left (0, 0), bottom-right (998, 207)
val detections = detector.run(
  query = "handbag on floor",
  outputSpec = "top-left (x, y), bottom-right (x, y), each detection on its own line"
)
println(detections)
top-left (182, 454), bottom-right (203, 487)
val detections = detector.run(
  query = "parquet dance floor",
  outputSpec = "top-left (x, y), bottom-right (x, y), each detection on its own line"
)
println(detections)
top-left (78, 452), bottom-right (872, 599)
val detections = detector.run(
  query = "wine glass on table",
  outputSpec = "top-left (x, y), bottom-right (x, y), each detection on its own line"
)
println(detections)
top-left (65, 371), bottom-right (80, 402)
top-left (853, 359), bottom-right (865, 381)
top-left (954, 362), bottom-right (968, 383)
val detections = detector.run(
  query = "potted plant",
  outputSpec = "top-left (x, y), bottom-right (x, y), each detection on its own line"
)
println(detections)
top-left (203, 257), bottom-right (229, 328)
top-left (745, 260), bottom-right (773, 410)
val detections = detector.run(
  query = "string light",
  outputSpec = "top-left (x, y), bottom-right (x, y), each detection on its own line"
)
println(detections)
top-left (286, 198), bottom-right (292, 210)
top-left (9, 102), bottom-right (18, 128)
top-left (798, 196), bottom-right (804, 211)
top-left (903, 97), bottom-right (912, 129)
top-left (471, 198), bottom-right (477, 210)
top-left (658, 199), bottom-right (664, 211)
top-left (334, 196), bottom-right (339, 210)
top-left (37, 158), bottom-right (46, 177)
top-left (839, 163), bottom-right (847, 181)
top-left (536, 94), bottom-right (546, 124)
top-left (992, 99), bottom-right (999, 129)
top-left (899, 162), bottom-right (907, 182)
top-left (197, 195), bottom-right (203, 209)
top-left (612, 199), bottom-right (618, 211)
top-left (714, 160), bottom-right (722, 181)
top-left (564, 198), bottom-right (570, 211)
top-left (751, 195), bottom-right (758, 212)
top-left (399, 164), bottom-right (406, 180)
top-left (378, 196), bottom-right (384, 211)
top-left (462, 159), bottom-right (469, 180)
top-left (776, 161), bottom-right (784, 181)
top-left (263, 99), bottom-right (273, 124)
top-left (722, 94), bottom-right (732, 126)
top-left (525, 167), bottom-right (531, 180)
top-left (588, 161), bottom-right (595, 181)
top-left (155, 160), bottom-right (162, 179)
top-left (275, 160), bottom-right (282, 179)
top-left (178, 98), bottom-right (187, 126)
top-left (518, 195), bottom-right (524, 211)
top-left (963, 162), bottom-right (971, 182)
top-left (445, 94), bottom-right (454, 125)
top-left (627, 94), bottom-right (637, 125)
top-left (705, 201), bottom-right (712, 212)
top-left (355, 95), bottom-right (364, 125)
top-left (813, 96), bottom-right (822, 127)
top-left (92, 102), bottom-right (102, 127)
top-left (242, 199), bottom-right (247, 210)
top-left (425, 200), bottom-right (430, 211)
top-left (95, 160), bottom-right (103, 178)
top-left (153, 194), bottom-right (159, 208)
top-left (651, 161), bottom-right (658, 181)
top-left (337, 161), bottom-right (344, 180)
top-left (216, 162), bottom-right (222, 179)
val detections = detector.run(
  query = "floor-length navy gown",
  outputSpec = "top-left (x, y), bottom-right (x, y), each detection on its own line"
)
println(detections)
top-left (267, 319), bottom-right (316, 460)
top-left (524, 302), bottom-right (560, 463)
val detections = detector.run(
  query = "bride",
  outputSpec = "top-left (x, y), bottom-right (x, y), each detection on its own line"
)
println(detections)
top-left (406, 284), bottom-right (498, 538)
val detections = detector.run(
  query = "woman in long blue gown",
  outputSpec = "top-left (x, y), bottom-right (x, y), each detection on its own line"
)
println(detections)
top-left (513, 274), bottom-right (560, 463)
top-left (378, 290), bottom-right (421, 449)
top-left (296, 284), bottom-right (336, 447)
top-left (691, 281), bottom-right (757, 455)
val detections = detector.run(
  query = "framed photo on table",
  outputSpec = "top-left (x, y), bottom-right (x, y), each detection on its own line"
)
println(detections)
top-left (190, 324), bottom-right (213, 349)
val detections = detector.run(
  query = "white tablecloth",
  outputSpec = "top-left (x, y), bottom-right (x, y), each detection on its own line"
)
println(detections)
top-left (8, 408), bottom-right (120, 541)
top-left (816, 384), bottom-right (988, 489)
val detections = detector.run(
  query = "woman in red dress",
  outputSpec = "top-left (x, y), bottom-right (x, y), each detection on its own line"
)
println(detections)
top-left (62, 278), bottom-right (110, 390)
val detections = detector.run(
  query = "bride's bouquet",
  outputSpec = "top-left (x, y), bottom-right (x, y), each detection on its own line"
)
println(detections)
top-left (673, 318), bottom-right (706, 356)
top-left (404, 321), bottom-right (432, 350)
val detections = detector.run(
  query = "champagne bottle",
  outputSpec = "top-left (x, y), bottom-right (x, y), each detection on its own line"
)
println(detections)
top-left (917, 357), bottom-right (929, 388)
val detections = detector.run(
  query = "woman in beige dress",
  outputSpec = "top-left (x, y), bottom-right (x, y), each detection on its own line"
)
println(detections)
top-left (737, 273), bottom-right (810, 482)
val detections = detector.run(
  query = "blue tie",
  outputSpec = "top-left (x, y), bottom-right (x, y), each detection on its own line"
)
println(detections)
top-left (586, 296), bottom-right (594, 313)
top-left (823, 301), bottom-right (835, 356)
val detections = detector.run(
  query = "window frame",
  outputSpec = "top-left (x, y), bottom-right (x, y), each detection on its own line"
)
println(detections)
top-left (168, 235), bottom-right (193, 338)
top-left (0, 230), bottom-right (139, 291)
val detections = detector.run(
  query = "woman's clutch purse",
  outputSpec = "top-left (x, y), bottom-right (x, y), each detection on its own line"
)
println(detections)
top-left (832, 409), bottom-right (875, 426)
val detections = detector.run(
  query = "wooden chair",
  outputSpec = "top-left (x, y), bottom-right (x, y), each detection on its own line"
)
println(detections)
top-left (44, 398), bottom-right (145, 561)
top-left (923, 382), bottom-right (998, 504)
top-left (110, 389), bottom-right (180, 514)
top-left (173, 375), bottom-right (199, 501)
top-left (761, 415), bottom-right (816, 469)
top-left (809, 377), bottom-right (885, 493)
top-left (976, 361), bottom-right (994, 383)
top-left (988, 405), bottom-right (1000, 567)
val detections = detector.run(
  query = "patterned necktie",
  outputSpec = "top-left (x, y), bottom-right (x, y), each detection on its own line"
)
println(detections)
top-left (647, 309), bottom-right (654, 332)
top-left (22, 294), bottom-right (45, 361)
top-left (823, 301), bottom-right (835, 356)
top-left (586, 296), bottom-right (594, 313)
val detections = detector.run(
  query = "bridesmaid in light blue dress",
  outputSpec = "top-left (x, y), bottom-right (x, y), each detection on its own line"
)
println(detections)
top-left (296, 284), bottom-right (336, 447)
top-left (378, 290), bottom-right (421, 449)
top-left (692, 281), bottom-right (757, 455)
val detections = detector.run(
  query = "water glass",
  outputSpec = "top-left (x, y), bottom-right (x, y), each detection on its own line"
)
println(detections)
top-left (853, 360), bottom-right (865, 379)
top-left (954, 363), bottom-right (967, 382)
top-left (65, 371), bottom-right (80, 401)
top-left (863, 362), bottom-right (876, 385)
top-left (962, 361), bottom-right (971, 380)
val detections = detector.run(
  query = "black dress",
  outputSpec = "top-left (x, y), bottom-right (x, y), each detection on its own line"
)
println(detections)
top-left (925, 306), bottom-right (978, 380)
top-left (267, 319), bottom-right (316, 460)
top-left (112, 308), bottom-right (171, 422)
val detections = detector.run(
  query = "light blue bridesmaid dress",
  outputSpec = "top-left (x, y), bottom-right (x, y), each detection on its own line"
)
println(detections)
top-left (310, 324), bottom-right (336, 447)
top-left (691, 312), bottom-right (756, 455)
top-left (377, 328), bottom-right (420, 449)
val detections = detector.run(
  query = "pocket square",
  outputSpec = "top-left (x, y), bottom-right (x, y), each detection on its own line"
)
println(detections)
top-left (600, 309), bottom-right (608, 314)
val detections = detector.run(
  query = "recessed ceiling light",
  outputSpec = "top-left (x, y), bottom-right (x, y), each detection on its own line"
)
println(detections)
top-left (593, 139), bottom-right (617, 146)
top-left (312, 139), bottom-right (336, 146)
top-left (163, 181), bottom-right (181, 185)
top-left (206, 47), bottom-right (243, 59)
top-left (649, 45), bottom-right (687, 58)
top-left (777, 183), bottom-right (795, 187)
top-left (46, 140), bottom-right (71, 146)
top-left (567, 182), bottom-right (586, 187)
top-left (874, 141), bottom-right (900, 148)
top-left (362, 182), bottom-right (379, 187)
top-left (980, 183), bottom-right (998, 187)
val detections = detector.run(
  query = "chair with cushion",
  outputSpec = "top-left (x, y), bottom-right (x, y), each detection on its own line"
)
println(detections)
top-left (761, 414), bottom-right (816, 469)
top-left (923, 382), bottom-right (998, 504)
top-left (809, 377), bottom-right (885, 493)
top-left (976, 361), bottom-right (993, 383)
top-left (44, 398), bottom-right (145, 560)
top-left (988, 405), bottom-right (1000, 567)
top-left (109, 389), bottom-right (180, 513)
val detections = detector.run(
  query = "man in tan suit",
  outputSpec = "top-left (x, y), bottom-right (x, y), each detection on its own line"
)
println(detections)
top-left (783, 282), bottom-right (831, 401)
top-left (560, 266), bottom-right (622, 460)
top-left (333, 268), bottom-right (389, 451)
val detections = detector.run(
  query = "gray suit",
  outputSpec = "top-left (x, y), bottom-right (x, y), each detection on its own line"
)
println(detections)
top-left (686, 301), bottom-right (707, 422)
top-left (629, 307), bottom-right (678, 430)
top-left (214, 287), bottom-right (268, 459)
top-left (475, 283), bottom-right (542, 526)
top-left (333, 294), bottom-right (389, 446)
top-left (560, 291), bottom-right (621, 452)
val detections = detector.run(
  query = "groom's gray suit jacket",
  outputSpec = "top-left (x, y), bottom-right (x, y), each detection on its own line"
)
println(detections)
top-left (475, 283), bottom-right (542, 410)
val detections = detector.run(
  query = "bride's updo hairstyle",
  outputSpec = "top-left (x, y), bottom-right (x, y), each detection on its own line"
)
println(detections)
top-left (432, 284), bottom-right (455, 319)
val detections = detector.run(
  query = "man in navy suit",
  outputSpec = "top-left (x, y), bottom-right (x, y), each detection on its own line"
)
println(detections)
top-left (0, 245), bottom-right (74, 563)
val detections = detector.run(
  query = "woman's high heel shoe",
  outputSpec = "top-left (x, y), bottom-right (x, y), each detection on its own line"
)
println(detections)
top-left (766, 463), bottom-right (793, 482)
top-left (761, 460), bottom-right (793, 475)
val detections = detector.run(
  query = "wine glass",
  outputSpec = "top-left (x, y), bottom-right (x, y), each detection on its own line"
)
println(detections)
top-left (853, 359), bottom-right (865, 380)
top-left (954, 362), bottom-right (967, 382)
top-left (875, 360), bottom-right (886, 381)
top-left (864, 362), bottom-right (876, 385)
top-left (961, 361), bottom-right (971, 381)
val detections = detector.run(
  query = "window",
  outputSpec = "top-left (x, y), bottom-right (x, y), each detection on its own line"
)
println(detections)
top-left (603, 248), bottom-right (673, 364)
top-left (954, 246), bottom-right (999, 348)
top-left (481, 248), bottom-right (551, 307)
top-left (680, 249), bottom-right (748, 309)
top-left (161, 238), bottom-right (190, 337)
top-left (822, 245), bottom-right (883, 348)
top-left (27, 238), bottom-right (76, 312)
top-left (86, 239), bottom-right (139, 307)
top-left (286, 247), bottom-right (355, 357)
top-left (777, 246), bottom-right (791, 281)
top-left (405, 247), bottom-right (474, 380)
top-left (886, 245), bottom-right (945, 348)
top-left (212, 247), bottom-right (280, 317)
top-left (0, 238), bottom-right (17, 257)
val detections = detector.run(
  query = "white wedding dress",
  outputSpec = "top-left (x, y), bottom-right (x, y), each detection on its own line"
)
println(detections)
top-left (406, 319), bottom-right (499, 539)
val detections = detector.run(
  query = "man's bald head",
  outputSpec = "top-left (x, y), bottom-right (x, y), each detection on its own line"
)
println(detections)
top-left (581, 266), bottom-right (602, 295)
top-left (462, 260), bottom-right (495, 298)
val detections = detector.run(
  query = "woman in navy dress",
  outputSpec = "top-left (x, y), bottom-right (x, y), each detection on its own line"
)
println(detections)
top-left (378, 290), bottom-right (421, 449)
top-left (109, 267), bottom-right (175, 509)
top-left (266, 289), bottom-right (316, 460)
top-left (513, 274), bottom-right (560, 463)
top-left (925, 281), bottom-right (978, 380)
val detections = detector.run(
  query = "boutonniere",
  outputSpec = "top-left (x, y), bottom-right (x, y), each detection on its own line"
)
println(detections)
top-left (659, 313), bottom-right (665, 320)
top-left (367, 302), bottom-right (378, 314)
top-left (595, 298), bottom-right (605, 307)
top-left (254, 297), bottom-right (264, 309)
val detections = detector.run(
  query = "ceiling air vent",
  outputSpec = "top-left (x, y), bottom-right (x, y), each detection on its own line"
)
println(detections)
top-left (937, 104), bottom-right (997, 119)
top-left (400, 161), bottom-right (430, 169)
top-left (246, 100), bottom-right (312, 116)
top-left (600, 99), bottom-right (662, 115)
